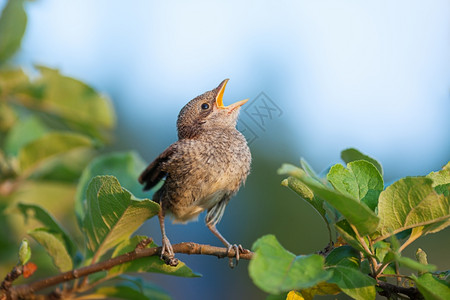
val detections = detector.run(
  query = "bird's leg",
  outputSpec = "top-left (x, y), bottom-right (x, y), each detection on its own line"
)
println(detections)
top-left (158, 209), bottom-right (179, 267)
top-left (206, 223), bottom-right (248, 268)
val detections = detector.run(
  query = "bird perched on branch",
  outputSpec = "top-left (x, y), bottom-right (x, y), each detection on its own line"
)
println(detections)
top-left (139, 79), bottom-right (251, 267)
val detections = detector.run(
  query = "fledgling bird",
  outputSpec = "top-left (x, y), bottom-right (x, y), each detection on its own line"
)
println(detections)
top-left (139, 79), bottom-right (251, 267)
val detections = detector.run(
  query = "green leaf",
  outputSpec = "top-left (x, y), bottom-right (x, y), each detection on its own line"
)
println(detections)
top-left (325, 246), bottom-right (360, 269)
top-left (433, 271), bottom-right (450, 283)
top-left (4, 116), bottom-right (48, 156)
top-left (94, 285), bottom-right (151, 300)
top-left (373, 241), bottom-right (390, 263)
top-left (428, 163), bottom-right (450, 197)
top-left (394, 254), bottom-right (436, 273)
top-left (427, 162), bottom-right (450, 187)
top-left (327, 161), bottom-right (383, 211)
top-left (266, 292), bottom-right (289, 300)
top-left (108, 236), bottom-right (200, 278)
top-left (82, 176), bottom-right (159, 262)
top-left (27, 148), bottom-right (96, 182)
top-left (28, 228), bottom-right (73, 272)
top-left (341, 148), bottom-right (383, 176)
top-left (298, 174), bottom-right (379, 235)
top-left (18, 132), bottom-right (94, 176)
top-left (0, 0), bottom-right (27, 63)
top-left (75, 151), bottom-right (149, 226)
top-left (412, 273), bottom-right (450, 300)
top-left (32, 66), bottom-right (115, 140)
top-left (281, 177), bottom-right (314, 202)
top-left (293, 282), bottom-right (341, 300)
top-left (278, 163), bottom-right (305, 178)
top-left (0, 102), bottom-right (17, 131)
top-left (249, 235), bottom-right (332, 294)
top-left (0, 68), bottom-right (29, 94)
top-left (17, 203), bottom-right (77, 257)
top-left (335, 220), bottom-right (367, 254)
top-left (18, 238), bottom-right (31, 265)
top-left (328, 265), bottom-right (376, 300)
top-left (95, 277), bottom-right (170, 300)
top-left (300, 158), bottom-right (324, 183)
top-left (377, 177), bottom-right (450, 238)
top-left (434, 184), bottom-right (450, 196)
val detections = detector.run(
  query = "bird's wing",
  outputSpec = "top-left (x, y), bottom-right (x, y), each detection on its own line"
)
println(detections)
top-left (138, 144), bottom-right (176, 191)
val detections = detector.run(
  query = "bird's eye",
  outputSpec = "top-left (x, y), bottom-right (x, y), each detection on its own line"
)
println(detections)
top-left (201, 103), bottom-right (210, 110)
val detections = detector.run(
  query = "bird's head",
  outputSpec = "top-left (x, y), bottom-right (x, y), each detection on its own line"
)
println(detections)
top-left (177, 79), bottom-right (248, 139)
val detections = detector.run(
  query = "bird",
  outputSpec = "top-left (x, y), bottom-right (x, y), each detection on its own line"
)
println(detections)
top-left (139, 79), bottom-right (251, 268)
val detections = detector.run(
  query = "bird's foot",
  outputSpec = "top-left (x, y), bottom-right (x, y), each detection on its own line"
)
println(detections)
top-left (160, 236), bottom-right (179, 267)
top-left (226, 244), bottom-right (250, 268)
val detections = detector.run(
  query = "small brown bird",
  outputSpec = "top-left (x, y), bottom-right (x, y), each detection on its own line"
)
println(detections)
top-left (139, 79), bottom-right (251, 267)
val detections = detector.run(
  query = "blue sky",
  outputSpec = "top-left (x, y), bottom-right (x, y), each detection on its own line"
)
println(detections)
top-left (14, 0), bottom-right (449, 181)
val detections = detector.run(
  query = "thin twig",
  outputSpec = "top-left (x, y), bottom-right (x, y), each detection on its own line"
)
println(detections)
top-left (349, 223), bottom-right (378, 276)
top-left (373, 216), bottom-right (450, 243)
top-left (375, 260), bottom-right (393, 278)
top-left (10, 242), bottom-right (253, 299)
top-left (378, 274), bottom-right (411, 279)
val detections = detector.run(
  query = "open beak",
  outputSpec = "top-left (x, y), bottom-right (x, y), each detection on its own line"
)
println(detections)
top-left (215, 79), bottom-right (248, 111)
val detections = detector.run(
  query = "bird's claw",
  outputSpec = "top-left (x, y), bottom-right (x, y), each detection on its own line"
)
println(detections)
top-left (161, 237), bottom-right (179, 267)
top-left (226, 244), bottom-right (249, 268)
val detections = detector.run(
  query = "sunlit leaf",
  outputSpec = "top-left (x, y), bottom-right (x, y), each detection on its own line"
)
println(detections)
top-left (31, 66), bottom-right (115, 141)
top-left (0, 68), bottom-right (29, 93)
top-left (327, 161), bottom-right (383, 211)
top-left (82, 176), bottom-right (159, 262)
top-left (28, 228), bottom-right (73, 272)
top-left (340, 148), bottom-right (383, 176)
top-left (278, 163), bottom-right (305, 179)
top-left (427, 162), bottom-right (450, 187)
top-left (286, 290), bottom-right (304, 300)
top-left (28, 148), bottom-right (96, 182)
top-left (249, 235), bottom-right (331, 294)
top-left (298, 174), bottom-right (379, 235)
top-left (10, 181), bottom-right (77, 227)
top-left (295, 282), bottom-right (341, 300)
top-left (328, 265), bottom-right (376, 300)
top-left (108, 236), bottom-right (200, 278)
top-left (75, 151), bottom-right (149, 226)
top-left (428, 162), bottom-right (450, 197)
top-left (4, 116), bottom-right (48, 156)
top-left (17, 203), bottom-right (76, 257)
top-left (0, 102), bottom-right (17, 131)
top-left (377, 177), bottom-right (450, 238)
top-left (0, 0), bottom-right (27, 63)
top-left (18, 132), bottom-right (94, 176)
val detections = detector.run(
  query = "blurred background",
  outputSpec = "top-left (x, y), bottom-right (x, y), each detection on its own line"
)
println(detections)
top-left (3, 0), bottom-right (449, 299)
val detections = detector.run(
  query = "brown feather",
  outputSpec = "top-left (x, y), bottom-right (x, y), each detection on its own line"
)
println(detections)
top-left (138, 145), bottom-right (175, 191)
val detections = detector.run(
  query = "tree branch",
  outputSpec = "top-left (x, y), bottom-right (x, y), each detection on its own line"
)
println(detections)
top-left (1, 265), bottom-right (23, 300)
top-left (377, 280), bottom-right (423, 300)
top-left (9, 241), bottom-right (254, 299)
